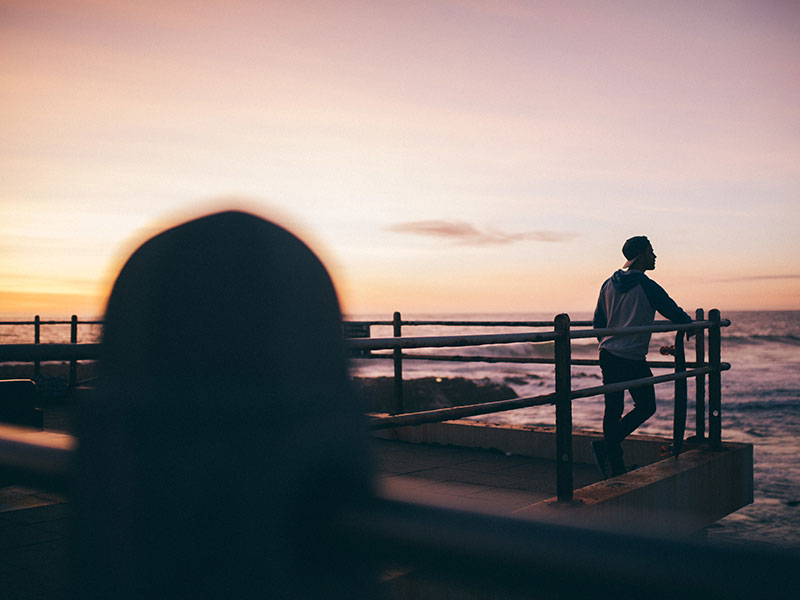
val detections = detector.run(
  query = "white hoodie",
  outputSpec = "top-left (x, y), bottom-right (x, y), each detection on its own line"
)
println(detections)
top-left (593, 269), bottom-right (692, 360)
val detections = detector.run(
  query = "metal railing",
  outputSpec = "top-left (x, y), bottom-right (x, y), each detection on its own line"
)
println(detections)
top-left (346, 309), bottom-right (729, 502)
top-left (0, 310), bottom-right (730, 502)
top-left (0, 315), bottom-right (102, 388)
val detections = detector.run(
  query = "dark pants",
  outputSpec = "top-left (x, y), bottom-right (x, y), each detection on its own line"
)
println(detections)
top-left (599, 349), bottom-right (656, 457)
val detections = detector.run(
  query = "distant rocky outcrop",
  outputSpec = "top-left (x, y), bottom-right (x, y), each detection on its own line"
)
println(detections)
top-left (351, 376), bottom-right (517, 414)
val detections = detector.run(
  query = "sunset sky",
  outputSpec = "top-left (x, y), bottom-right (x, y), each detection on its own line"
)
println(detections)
top-left (2, 0), bottom-right (798, 318)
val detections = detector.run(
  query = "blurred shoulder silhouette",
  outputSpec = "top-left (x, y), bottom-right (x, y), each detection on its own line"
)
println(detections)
top-left (72, 210), bottom-right (375, 598)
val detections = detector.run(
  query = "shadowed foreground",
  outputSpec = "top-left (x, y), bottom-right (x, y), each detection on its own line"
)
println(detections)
top-left (72, 210), bottom-right (376, 598)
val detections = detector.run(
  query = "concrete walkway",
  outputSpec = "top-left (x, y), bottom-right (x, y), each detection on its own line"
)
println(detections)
top-left (0, 497), bottom-right (69, 599)
top-left (374, 438), bottom-right (603, 514)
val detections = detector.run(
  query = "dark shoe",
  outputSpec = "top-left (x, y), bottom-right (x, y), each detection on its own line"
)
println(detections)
top-left (609, 453), bottom-right (627, 477)
top-left (591, 440), bottom-right (609, 478)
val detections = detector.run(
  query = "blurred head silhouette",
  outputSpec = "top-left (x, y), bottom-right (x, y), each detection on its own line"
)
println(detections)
top-left (73, 210), bottom-right (374, 598)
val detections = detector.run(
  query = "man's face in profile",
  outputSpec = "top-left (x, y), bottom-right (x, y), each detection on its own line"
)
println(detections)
top-left (642, 244), bottom-right (656, 271)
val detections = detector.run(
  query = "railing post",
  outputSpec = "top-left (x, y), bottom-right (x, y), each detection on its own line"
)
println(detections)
top-left (69, 315), bottom-right (78, 390)
top-left (554, 313), bottom-right (573, 502)
top-left (672, 331), bottom-right (687, 457)
top-left (708, 309), bottom-right (722, 449)
top-left (34, 315), bottom-right (41, 379)
top-left (393, 311), bottom-right (404, 415)
top-left (695, 308), bottom-right (706, 439)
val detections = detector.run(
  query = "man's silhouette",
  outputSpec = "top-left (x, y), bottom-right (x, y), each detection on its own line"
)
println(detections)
top-left (591, 236), bottom-right (692, 477)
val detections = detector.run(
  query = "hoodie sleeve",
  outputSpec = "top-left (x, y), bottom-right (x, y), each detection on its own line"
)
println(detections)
top-left (641, 276), bottom-right (692, 324)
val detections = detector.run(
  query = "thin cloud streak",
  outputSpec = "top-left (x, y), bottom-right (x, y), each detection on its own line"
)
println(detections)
top-left (386, 220), bottom-right (576, 245)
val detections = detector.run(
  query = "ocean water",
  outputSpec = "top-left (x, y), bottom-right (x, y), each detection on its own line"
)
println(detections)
top-left (1, 310), bottom-right (798, 551)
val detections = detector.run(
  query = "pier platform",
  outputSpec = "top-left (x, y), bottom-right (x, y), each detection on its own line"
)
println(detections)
top-left (374, 420), bottom-right (753, 537)
top-left (0, 417), bottom-right (753, 598)
top-left (375, 437), bottom-right (603, 513)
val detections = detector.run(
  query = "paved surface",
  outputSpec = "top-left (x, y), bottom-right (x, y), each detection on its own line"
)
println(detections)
top-left (0, 498), bottom-right (69, 599)
top-left (374, 438), bottom-right (603, 515)
top-left (0, 432), bottom-right (603, 598)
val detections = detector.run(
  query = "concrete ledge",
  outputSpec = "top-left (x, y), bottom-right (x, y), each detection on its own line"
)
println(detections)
top-left (516, 443), bottom-right (753, 537)
top-left (373, 420), bottom-right (754, 538)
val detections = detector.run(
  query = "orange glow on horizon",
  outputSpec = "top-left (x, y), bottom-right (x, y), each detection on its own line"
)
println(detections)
top-left (0, 290), bottom-right (106, 320)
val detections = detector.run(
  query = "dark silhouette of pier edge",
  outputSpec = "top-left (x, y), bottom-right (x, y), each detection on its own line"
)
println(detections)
top-left (72, 210), bottom-right (376, 598)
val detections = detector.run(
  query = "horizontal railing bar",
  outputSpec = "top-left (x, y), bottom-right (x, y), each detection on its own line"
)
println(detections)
top-left (369, 392), bottom-right (557, 429)
top-left (0, 319), bottom-right (729, 363)
top-left (0, 342), bottom-right (710, 367)
top-left (0, 319), bottom-right (586, 328)
top-left (353, 321), bottom-right (727, 349)
top-left (0, 318), bottom-right (730, 333)
top-left (0, 343), bottom-right (101, 361)
top-left (570, 364), bottom-right (731, 400)
top-left (352, 319), bottom-right (712, 331)
top-left (365, 352), bottom-right (559, 363)
top-left (349, 318), bottom-right (714, 329)
top-left (348, 331), bottom-right (557, 351)
top-left (0, 318), bottom-right (725, 329)
top-left (363, 353), bottom-right (702, 369)
top-left (368, 363), bottom-right (730, 430)
top-left (0, 320), bottom-right (728, 343)
top-left (571, 319), bottom-right (730, 340)
top-left (366, 353), bottom-right (559, 365)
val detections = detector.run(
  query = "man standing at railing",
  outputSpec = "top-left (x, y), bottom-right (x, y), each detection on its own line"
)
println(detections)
top-left (591, 236), bottom-right (693, 477)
